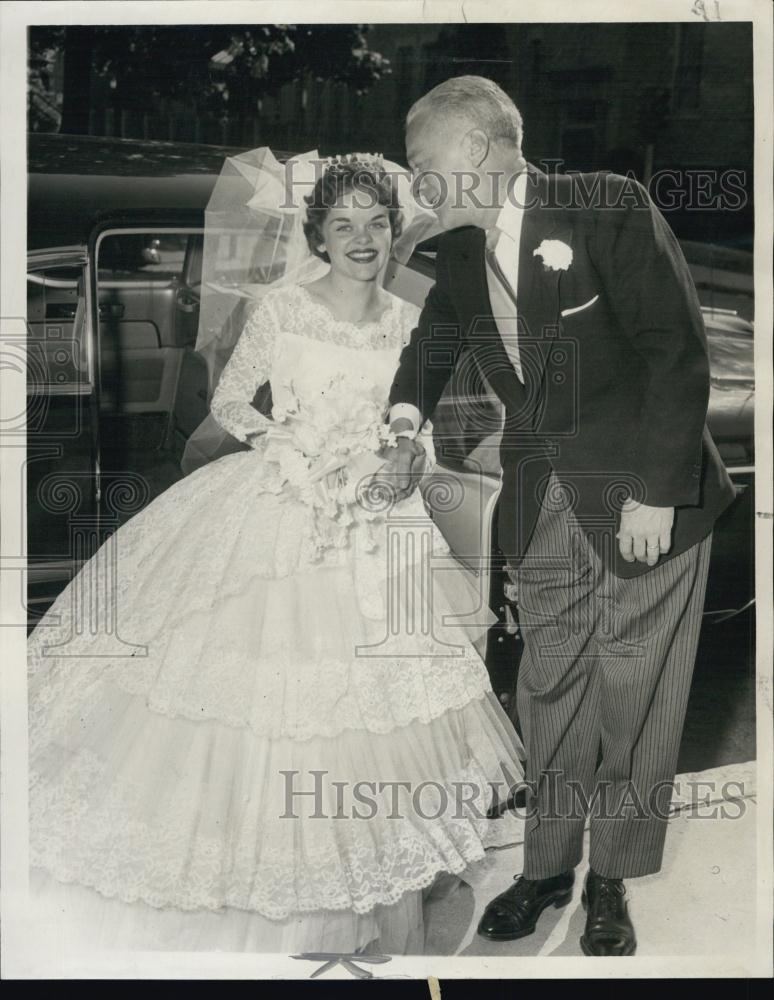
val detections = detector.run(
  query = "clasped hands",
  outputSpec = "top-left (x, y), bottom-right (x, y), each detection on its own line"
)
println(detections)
top-left (372, 436), bottom-right (427, 501)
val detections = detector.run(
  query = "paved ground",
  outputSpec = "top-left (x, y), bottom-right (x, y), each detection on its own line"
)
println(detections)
top-left (424, 761), bottom-right (758, 959)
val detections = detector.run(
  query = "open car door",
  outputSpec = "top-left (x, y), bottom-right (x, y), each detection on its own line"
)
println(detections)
top-left (26, 245), bottom-right (101, 625)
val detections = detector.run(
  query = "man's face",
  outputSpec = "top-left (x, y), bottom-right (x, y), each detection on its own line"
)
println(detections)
top-left (406, 113), bottom-right (481, 230)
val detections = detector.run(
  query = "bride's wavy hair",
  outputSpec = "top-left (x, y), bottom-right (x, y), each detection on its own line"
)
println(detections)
top-left (303, 160), bottom-right (403, 263)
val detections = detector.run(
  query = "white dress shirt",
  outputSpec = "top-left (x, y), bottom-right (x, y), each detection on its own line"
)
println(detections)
top-left (485, 169), bottom-right (528, 384)
top-left (390, 170), bottom-right (528, 435)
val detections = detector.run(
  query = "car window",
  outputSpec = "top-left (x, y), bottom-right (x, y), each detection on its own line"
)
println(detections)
top-left (93, 228), bottom-right (205, 359)
top-left (97, 233), bottom-right (189, 281)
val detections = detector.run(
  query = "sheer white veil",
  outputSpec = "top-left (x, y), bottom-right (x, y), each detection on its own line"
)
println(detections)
top-left (180, 147), bottom-right (439, 475)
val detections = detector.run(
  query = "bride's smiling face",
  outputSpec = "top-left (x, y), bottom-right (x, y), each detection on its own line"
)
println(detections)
top-left (319, 191), bottom-right (393, 282)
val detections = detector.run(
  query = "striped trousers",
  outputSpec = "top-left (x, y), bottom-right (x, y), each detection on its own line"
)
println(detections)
top-left (512, 479), bottom-right (712, 880)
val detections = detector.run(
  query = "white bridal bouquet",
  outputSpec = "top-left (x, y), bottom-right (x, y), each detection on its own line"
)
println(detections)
top-left (261, 370), bottom-right (404, 558)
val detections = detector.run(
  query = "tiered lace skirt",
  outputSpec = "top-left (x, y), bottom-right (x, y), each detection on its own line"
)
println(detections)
top-left (28, 450), bottom-right (524, 954)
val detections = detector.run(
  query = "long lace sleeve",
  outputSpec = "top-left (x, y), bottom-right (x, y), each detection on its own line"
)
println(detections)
top-left (210, 295), bottom-right (278, 445)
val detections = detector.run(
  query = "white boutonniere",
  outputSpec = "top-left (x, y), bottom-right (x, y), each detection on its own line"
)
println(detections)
top-left (533, 239), bottom-right (573, 271)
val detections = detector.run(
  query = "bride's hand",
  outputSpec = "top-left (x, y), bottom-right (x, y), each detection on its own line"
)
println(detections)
top-left (382, 438), bottom-right (426, 501)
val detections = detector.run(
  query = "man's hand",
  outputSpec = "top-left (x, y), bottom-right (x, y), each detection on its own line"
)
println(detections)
top-left (617, 500), bottom-right (674, 566)
top-left (382, 438), bottom-right (427, 501)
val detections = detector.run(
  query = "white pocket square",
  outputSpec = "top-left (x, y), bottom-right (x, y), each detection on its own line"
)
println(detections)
top-left (561, 294), bottom-right (599, 318)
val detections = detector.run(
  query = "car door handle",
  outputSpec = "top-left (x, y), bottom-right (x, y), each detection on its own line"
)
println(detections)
top-left (45, 303), bottom-right (78, 320)
top-left (99, 302), bottom-right (125, 319)
top-left (176, 291), bottom-right (199, 314)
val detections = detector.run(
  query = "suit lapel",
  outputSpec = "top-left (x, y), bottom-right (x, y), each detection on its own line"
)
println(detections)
top-left (449, 167), bottom-right (573, 411)
top-left (517, 166), bottom-right (571, 386)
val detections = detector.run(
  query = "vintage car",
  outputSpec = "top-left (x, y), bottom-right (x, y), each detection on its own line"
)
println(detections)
top-left (25, 133), bottom-right (754, 697)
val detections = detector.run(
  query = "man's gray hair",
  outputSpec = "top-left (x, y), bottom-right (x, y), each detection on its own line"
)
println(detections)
top-left (407, 75), bottom-right (523, 152)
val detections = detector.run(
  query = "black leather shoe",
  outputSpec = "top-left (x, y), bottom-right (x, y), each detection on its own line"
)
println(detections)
top-left (477, 871), bottom-right (575, 941)
top-left (580, 869), bottom-right (637, 956)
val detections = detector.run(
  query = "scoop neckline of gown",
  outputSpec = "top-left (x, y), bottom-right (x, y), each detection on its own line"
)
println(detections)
top-left (296, 282), bottom-right (398, 330)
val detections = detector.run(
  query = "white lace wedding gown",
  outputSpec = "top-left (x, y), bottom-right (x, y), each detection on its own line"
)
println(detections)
top-left (28, 283), bottom-right (524, 956)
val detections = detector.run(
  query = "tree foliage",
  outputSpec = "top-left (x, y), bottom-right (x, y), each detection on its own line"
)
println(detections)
top-left (28, 26), bottom-right (65, 131)
top-left (29, 24), bottom-right (390, 133)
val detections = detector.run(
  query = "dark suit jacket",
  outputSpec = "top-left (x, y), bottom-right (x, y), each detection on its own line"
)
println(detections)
top-left (389, 165), bottom-right (736, 577)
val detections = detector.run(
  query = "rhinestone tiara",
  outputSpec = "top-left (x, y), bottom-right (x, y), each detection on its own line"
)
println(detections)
top-left (323, 152), bottom-right (385, 172)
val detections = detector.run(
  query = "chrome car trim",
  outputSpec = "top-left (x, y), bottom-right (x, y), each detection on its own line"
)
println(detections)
top-left (703, 598), bottom-right (755, 623)
top-left (27, 245), bottom-right (88, 269)
top-left (26, 382), bottom-right (93, 397)
top-left (27, 272), bottom-right (80, 289)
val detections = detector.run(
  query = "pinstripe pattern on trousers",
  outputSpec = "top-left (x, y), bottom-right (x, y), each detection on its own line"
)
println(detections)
top-left (511, 474), bottom-right (712, 880)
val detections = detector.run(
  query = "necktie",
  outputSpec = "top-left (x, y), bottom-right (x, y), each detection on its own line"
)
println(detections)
top-left (485, 227), bottom-right (524, 383)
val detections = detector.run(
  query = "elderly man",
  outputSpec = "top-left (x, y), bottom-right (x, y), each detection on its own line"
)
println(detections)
top-left (387, 76), bottom-right (735, 956)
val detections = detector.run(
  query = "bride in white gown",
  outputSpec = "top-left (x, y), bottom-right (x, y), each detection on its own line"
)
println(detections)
top-left (27, 152), bottom-right (524, 956)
